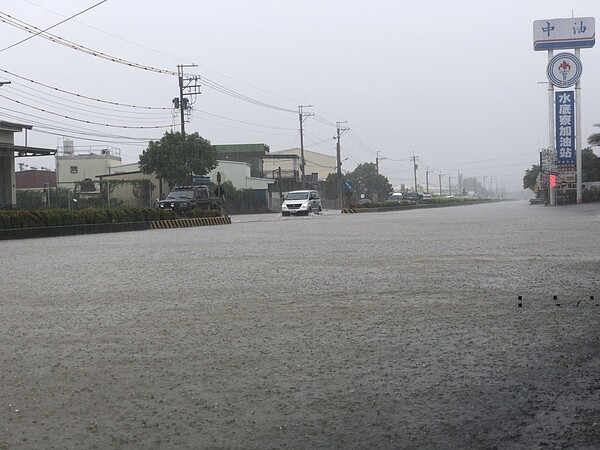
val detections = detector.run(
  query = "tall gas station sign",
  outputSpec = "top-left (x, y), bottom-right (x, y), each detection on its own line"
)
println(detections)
top-left (533, 17), bottom-right (595, 204)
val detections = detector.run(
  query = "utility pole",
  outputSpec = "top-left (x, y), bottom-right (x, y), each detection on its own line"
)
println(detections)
top-left (410, 151), bottom-right (419, 192)
top-left (439, 173), bottom-right (444, 196)
top-left (174, 64), bottom-right (200, 184)
top-left (299, 105), bottom-right (313, 189)
top-left (426, 167), bottom-right (434, 194)
top-left (448, 175), bottom-right (452, 196)
top-left (174, 64), bottom-right (200, 136)
top-left (376, 151), bottom-right (386, 176)
top-left (335, 121), bottom-right (349, 209)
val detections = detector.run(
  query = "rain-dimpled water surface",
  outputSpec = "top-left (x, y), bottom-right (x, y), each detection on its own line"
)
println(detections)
top-left (1, 201), bottom-right (599, 449)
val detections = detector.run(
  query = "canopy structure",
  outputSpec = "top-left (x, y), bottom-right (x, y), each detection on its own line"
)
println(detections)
top-left (0, 121), bottom-right (56, 208)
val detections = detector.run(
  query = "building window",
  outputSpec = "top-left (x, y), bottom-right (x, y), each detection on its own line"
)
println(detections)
top-left (70, 166), bottom-right (78, 174)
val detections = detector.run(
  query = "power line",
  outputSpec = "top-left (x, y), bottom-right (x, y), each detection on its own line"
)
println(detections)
top-left (5, 85), bottom-right (172, 121)
top-left (0, 0), bottom-right (107, 53)
top-left (0, 93), bottom-right (173, 129)
top-left (0, 12), bottom-right (176, 75)
top-left (195, 109), bottom-right (296, 131)
top-left (199, 76), bottom-right (297, 113)
top-left (0, 107), bottom-right (157, 142)
top-left (0, 15), bottom-right (303, 116)
top-left (0, 68), bottom-right (169, 109)
top-left (347, 130), bottom-right (378, 156)
top-left (22, 0), bottom-right (307, 105)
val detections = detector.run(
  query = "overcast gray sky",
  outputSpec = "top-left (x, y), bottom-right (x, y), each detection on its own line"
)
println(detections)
top-left (1, 0), bottom-right (599, 191)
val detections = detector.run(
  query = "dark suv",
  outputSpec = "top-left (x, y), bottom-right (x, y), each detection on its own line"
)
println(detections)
top-left (157, 185), bottom-right (221, 214)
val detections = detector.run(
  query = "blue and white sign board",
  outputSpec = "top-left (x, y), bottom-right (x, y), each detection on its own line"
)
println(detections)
top-left (555, 91), bottom-right (576, 179)
top-left (547, 52), bottom-right (583, 88)
top-left (541, 147), bottom-right (558, 175)
top-left (533, 17), bottom-right (595, 50)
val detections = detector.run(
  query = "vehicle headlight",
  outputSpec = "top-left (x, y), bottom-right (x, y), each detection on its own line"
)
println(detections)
top-left (281, 203), bottom-right (288, 209)
top-left (170, 202), bottom-right (176, 208)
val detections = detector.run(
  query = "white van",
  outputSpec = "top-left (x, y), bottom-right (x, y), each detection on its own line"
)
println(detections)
top-left (281, 190), bottom-right (322, 216)
top-left (387, 192), bottom-right (404, 203)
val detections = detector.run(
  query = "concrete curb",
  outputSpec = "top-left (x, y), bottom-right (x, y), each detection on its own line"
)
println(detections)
top-left (150, 216), bottom-right (232, 229)
top-left (0, 216), bottom-right (231, 240)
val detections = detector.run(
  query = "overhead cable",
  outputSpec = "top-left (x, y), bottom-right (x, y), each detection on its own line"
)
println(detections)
top-left (0, 68), bottom-right (169, 109)
top-left (0, 93), bottom-right (173, 129)
top-left (0, 12), bottom-right (176, 75)
top-left (0, 0), bottom-right (107, 53)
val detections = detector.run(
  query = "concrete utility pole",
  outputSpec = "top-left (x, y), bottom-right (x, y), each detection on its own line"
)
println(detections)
top-left (410, 151), bottom-right (419, 192)
top-left (298, 105), bottom-right (313, 189)
top-left (175, 64), bottom-right (200, 136)
top-left (448, 175), bottom-right (452, 196)
top-left (426, 167), bottom-right (434, 194)
top-left (335, 121), bottom-right (349, 209)
top-left (376, 151), bottom-right (386, 176)
top-left (439, 173), bottom-right (444, 196)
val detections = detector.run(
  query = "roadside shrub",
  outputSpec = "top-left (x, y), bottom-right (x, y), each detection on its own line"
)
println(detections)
top-left (0, 207), bottom-right (179, 230)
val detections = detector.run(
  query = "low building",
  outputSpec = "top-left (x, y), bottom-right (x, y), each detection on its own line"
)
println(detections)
top-left (96, 159), bottom-right (274, 208)
top-left (262, 148), bottom-right (336, 185)
top-left (0, 121), bottom-right (56, 209)
top-left (56, 139), bottom-right (122, 190)
top-left (215, 143), bottom-right (269, 177)
top-left (15, 169), bottom-right (57, 189)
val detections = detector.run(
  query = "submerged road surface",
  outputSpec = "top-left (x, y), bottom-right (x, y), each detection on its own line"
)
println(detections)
top-left (1, 201), bottom-right (599, 449)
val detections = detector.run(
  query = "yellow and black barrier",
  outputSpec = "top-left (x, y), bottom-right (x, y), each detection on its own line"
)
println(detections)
top-left (341, 208), bottom-right (358, 214)
top-left (150, 216), bottom-right (231, 229)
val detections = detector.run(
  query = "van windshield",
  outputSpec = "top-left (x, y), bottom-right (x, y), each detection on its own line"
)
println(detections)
top-left (286, 192), bottom-right (309, 200)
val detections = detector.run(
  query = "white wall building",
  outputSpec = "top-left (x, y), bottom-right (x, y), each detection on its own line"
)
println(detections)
top-left (56, 139), bottom-right (122, 189)
top-left (100, 159), bottom-right (273, 194)
top-left (208, 160), bottom-right (273, 190)
top-left (263, 148), bottom-right (336, 182)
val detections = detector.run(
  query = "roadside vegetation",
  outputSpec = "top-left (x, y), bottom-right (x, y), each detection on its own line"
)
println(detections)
top-left (0, 207), bottom-right (223, 230)
top-left (355, 196), bottom-right (495, 210)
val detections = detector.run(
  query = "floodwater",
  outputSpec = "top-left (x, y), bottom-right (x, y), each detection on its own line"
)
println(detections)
top-left (1, 200), bottom-right (599, 449)
top-left (2, 201), bottom-right (599, 301)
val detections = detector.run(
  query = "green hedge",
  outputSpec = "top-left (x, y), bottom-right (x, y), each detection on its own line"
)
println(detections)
top-left (0, 208), bottom-right (180, 230)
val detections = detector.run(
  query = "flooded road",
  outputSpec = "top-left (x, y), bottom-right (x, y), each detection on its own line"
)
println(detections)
top-left (1, 201), bottom-right (599, 449)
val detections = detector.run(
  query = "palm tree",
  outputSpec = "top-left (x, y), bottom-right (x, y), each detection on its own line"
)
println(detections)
top-left (588, 123), bottom-right (600, 147)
